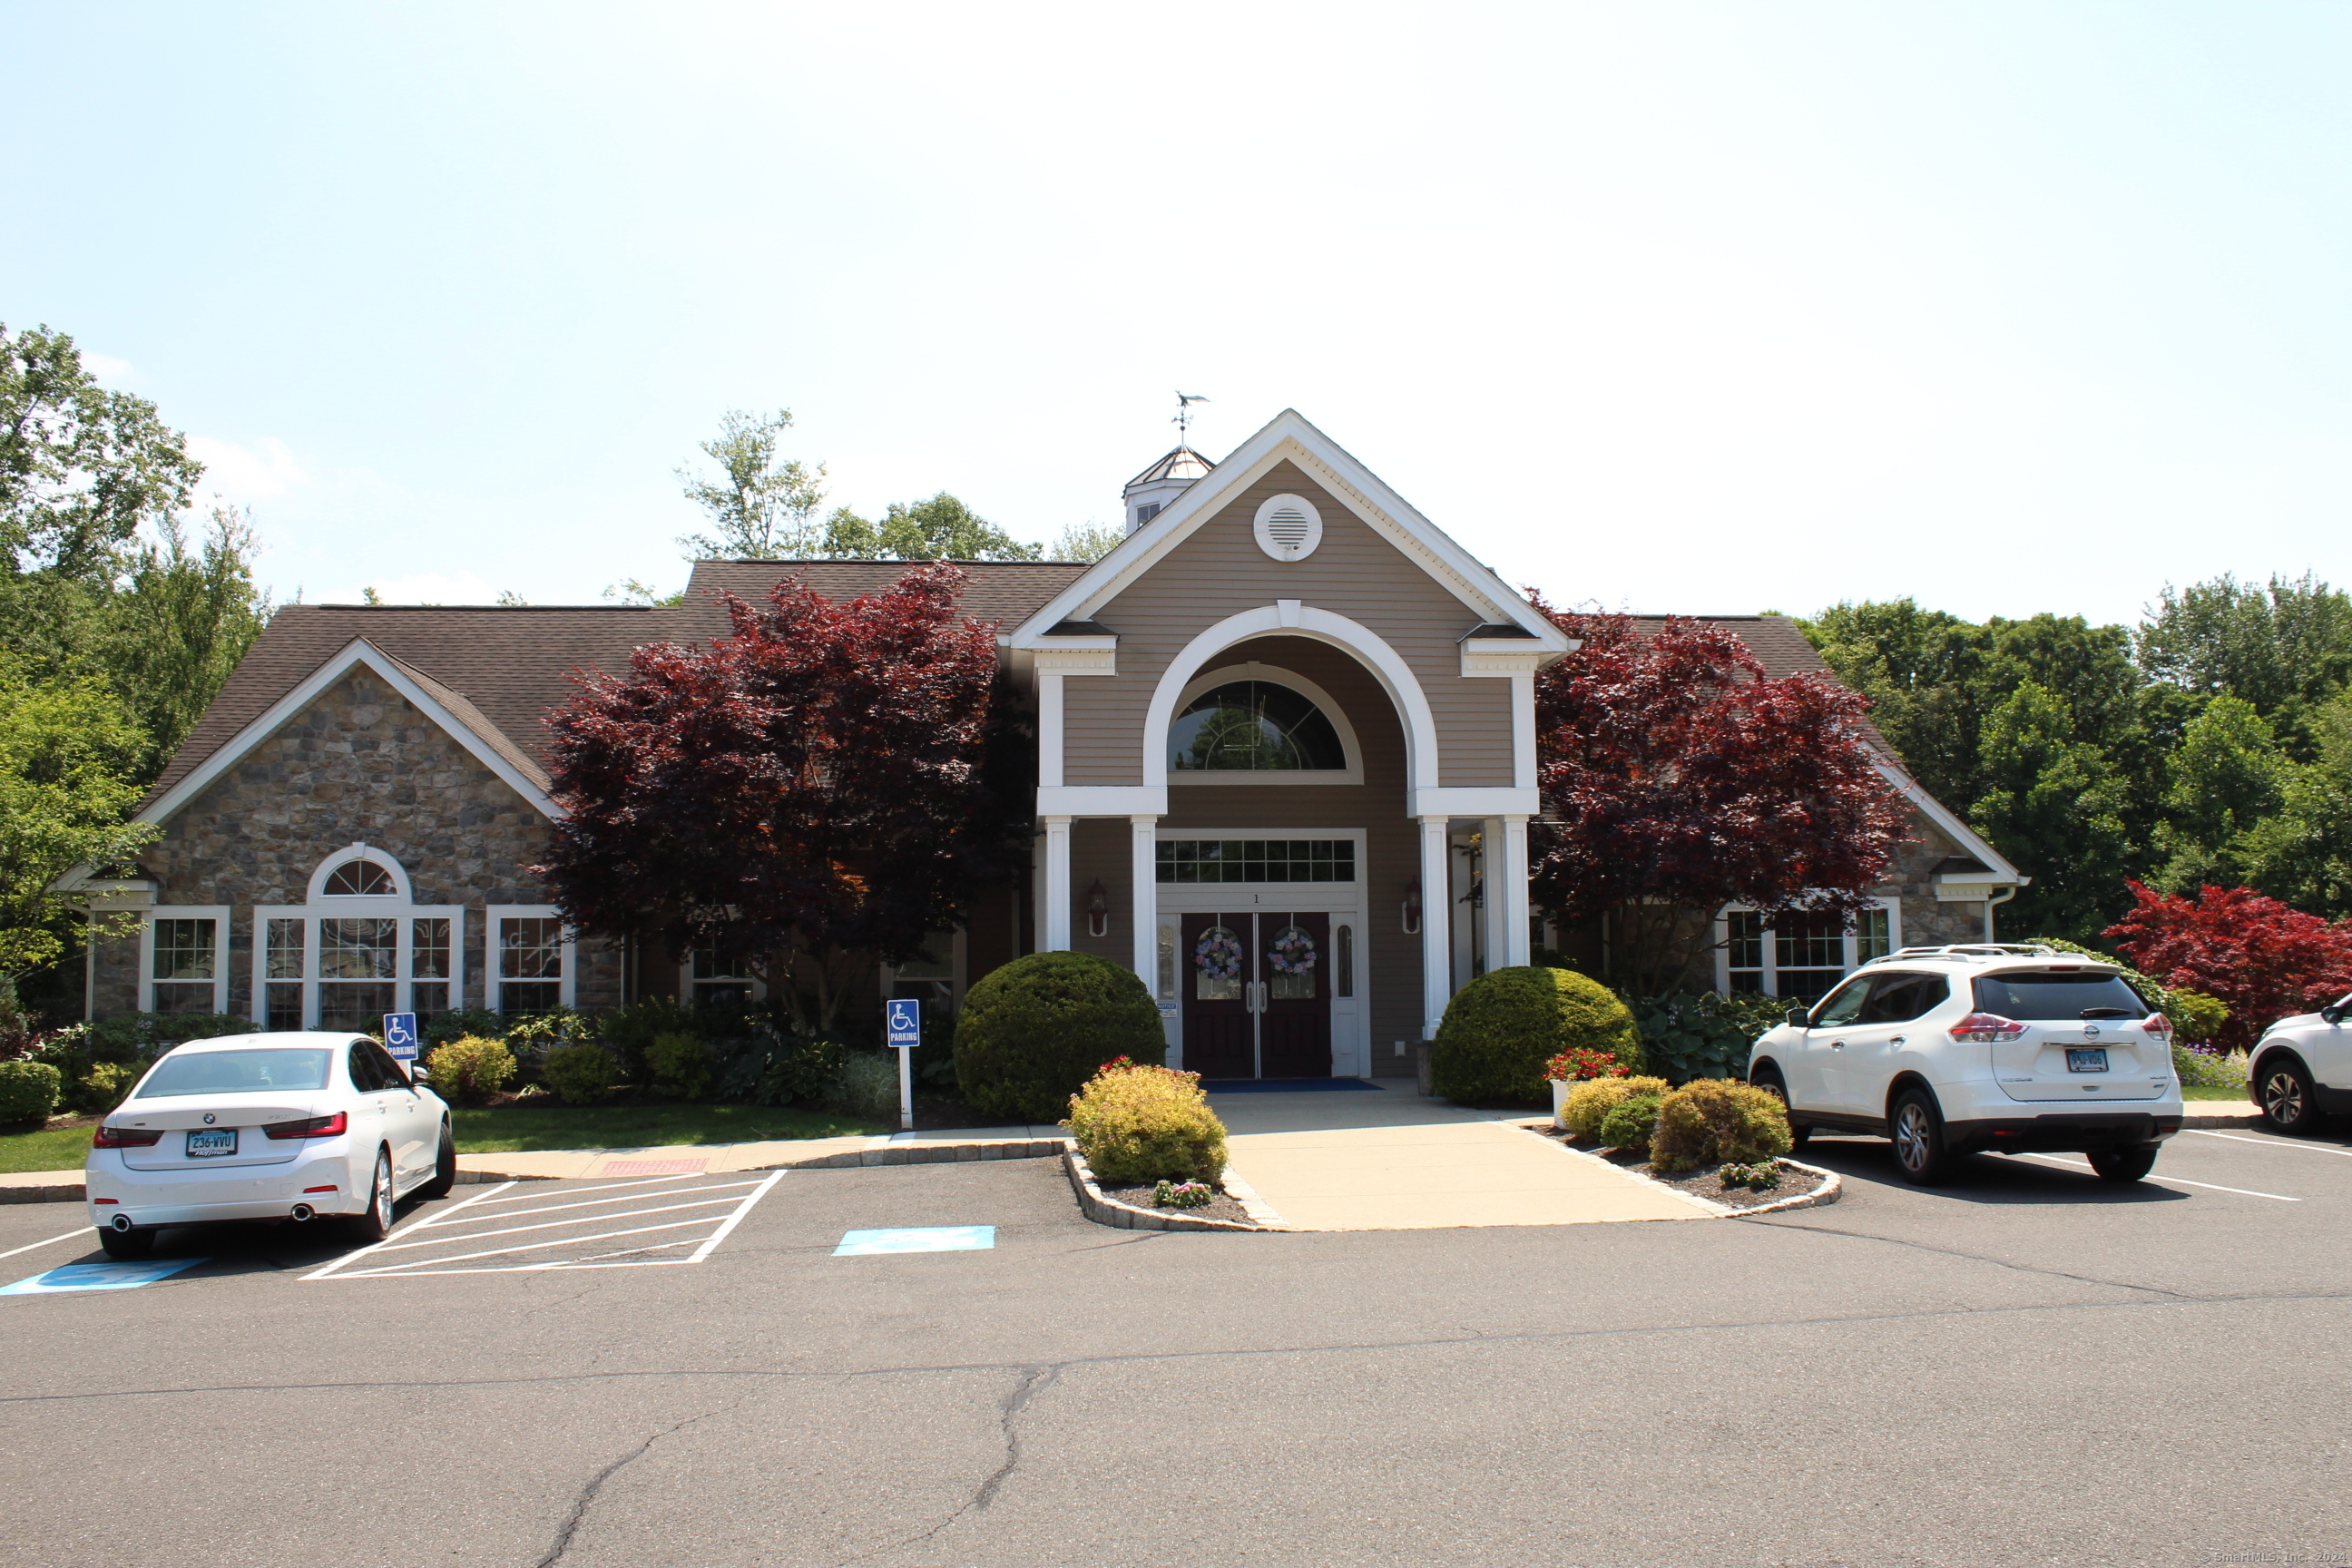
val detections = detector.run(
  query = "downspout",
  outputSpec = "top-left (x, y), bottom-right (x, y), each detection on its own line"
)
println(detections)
top-left (84, 910), bottom-right (96, 1023)
top-left (1983, 885), bottom-right (2018, 944)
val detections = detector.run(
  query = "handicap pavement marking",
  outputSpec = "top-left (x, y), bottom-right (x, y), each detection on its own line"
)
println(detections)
top-left (1, 1259), bottom-right (208, 1296)
top-left (834, 1226), bottom-right (995, 1256)
top-left (305, 1169), bottom-right (787, 1280)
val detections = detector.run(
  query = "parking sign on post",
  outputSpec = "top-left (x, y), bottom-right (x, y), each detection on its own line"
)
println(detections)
top-left (886, 999), bottom-right (919, 1132)
top-left (382, 1012), bottom-right (420, 1063)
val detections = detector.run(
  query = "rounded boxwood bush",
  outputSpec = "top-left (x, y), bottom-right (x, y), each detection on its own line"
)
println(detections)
top-left (1651, 1078), bottom-right (1793, 1172)
top-left (954, 952), bottom-right (1165, 1122)
top-left (539, 1043), bottom-right (619, 1106)
top-left (1430, 965), bottom-right (1642, 1107)
top-left (0, 1060), bottom-right (62, 1124)
top-left (423, 1035), bottom-right (517, 1105)
top-left (1065, 1063), bottom-right (1228, 1185)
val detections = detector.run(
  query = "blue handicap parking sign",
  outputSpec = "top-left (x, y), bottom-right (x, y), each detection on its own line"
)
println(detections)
top-left (382, 1012), bottom-right (419, 1060)
top-left (887, 998), bottom-right (920, 1048)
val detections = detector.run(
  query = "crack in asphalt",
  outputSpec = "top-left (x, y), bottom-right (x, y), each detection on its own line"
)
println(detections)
top-left (828, 1363), bottom-right (1064, 1568)
top-left (11, 1282), bottom-right (2339, 1410)
top-left (1735, 1214), bottom-right (2204, 1298)
top-left (534, 1402), bottom-right (734, 1568)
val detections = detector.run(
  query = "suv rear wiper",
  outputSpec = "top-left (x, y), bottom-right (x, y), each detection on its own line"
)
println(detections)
top-left (2080, 1007), bottom-right (2133, 1019)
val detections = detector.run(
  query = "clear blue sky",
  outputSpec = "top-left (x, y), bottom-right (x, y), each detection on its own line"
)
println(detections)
top-left (5, 2), bottom-right (2347, 624)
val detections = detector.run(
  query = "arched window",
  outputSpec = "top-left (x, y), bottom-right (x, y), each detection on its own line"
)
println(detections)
top-left (1168, 680), bottom-right (1347, 772)
top-left (321, 858), bottom-right (396, 896)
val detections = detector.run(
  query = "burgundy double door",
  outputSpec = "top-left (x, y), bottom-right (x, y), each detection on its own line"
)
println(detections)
top-left (1178, 911), bottom-right (1332, 1080)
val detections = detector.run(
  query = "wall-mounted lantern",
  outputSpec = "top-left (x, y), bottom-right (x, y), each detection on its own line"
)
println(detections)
top-left (1402, 877), bottom-right (1421, 936)
top-left (1085, 878), bottom-right (1110, 939)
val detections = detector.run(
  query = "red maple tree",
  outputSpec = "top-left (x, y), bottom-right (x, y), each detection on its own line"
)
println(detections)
top-left (2103, 882), bottom-right (2352, 1051)
top-left (1528, 604), bottom-right (1914, 994)
top-left (534, 564), bottom-right (1029, 1031)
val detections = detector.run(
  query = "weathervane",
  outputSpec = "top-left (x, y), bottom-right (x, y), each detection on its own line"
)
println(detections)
top-left (1174, 391), bottom-right (1210, 443)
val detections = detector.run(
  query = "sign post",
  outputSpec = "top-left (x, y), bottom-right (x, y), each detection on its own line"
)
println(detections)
top-left (885, 998), bottom-right (920, 1132)
top-left (382, 1012), bottom-right (420, 1063)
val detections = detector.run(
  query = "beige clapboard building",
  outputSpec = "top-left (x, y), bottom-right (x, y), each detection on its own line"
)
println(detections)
top-left (68, 410), bottom-right (2024, 1077)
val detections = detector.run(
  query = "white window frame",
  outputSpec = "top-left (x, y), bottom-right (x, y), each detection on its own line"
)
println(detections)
top-left (250, 847), bottom-right (466, 1028)
top-left (879, 929), bottom-right (966, 1012)
top-left (487, 904), bottom-right (576, 1013)
top-left (1166, 663), bottom-right (1365, 786)
top-left (142, 906), bottom-right (230, 1015)
top-left (680, 943), bottom-right (766, 1004)
top-left (1712, 896), bottom-right (1901, 998)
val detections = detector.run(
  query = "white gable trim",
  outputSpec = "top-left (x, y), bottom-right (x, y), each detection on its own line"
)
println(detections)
top-left (1874, 758), bottom-right (2028, 886)
top-left (1009, 410), bottom-right (1573, 653)
top-left (138, 640), bottom-right (562, 828)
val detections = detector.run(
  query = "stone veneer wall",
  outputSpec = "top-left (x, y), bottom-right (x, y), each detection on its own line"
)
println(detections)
top-left (1883, 817), bottom-right (1998, 949)
top-left (92, 670), bottom-right (620, 1018)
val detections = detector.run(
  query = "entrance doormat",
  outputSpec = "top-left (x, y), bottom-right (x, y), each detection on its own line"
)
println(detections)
top-left (1200, 1078), bottom-right (1386, 1093)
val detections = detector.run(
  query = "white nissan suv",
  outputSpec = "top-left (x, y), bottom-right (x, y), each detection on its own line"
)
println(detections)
top-left (1746, 945), bottom-right (2186, 1185)
top-left (2246, 991), bottom-right (2352, 1135)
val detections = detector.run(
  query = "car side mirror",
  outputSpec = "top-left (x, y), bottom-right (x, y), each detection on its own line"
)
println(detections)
top-left (1786, 1005), bottom-right (1810, 1028)
top-left (408, 1064), bottom-right (430, 1085)
top-left (2324, 1002), bottom-right (2348, 1026)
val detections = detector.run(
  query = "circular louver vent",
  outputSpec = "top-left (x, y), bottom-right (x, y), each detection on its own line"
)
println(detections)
top-left (1252, 493), bottom-right (1324, 561)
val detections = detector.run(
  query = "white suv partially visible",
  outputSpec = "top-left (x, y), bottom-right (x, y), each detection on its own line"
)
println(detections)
top-left (2246, 992), bottom-right (2352, 1135)
top-left (1746, 945), bottom-right (2186, 1185)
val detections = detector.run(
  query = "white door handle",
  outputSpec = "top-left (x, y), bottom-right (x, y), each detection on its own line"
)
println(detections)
top-left (1889, 1035), bottom-right (1906, 1046)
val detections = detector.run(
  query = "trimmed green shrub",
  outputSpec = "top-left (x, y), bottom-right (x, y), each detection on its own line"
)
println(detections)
top-left (1064, 1062), bottom-right (1227, 1185)
top-left (828, 1052), bottom-right (900, 1122)
top-left (1597, 1093), bottom-right (1664, 1156)
top-left (422, 1008), bottom-right (510, 1049)
top-left (754, 1035), bottom-right (848, 1106)
top-left (1562, 1075), bottom-right (1671, 1140)
top-left (1651, 1079), bottom-right (1794, 1173)
top-left (74, 1062), bottom-right (133, 1113)
top-left (1431, 965), bottom-right (1642, 1106)
top-left (0, 1060), bottom-right (62, 1124)
top-left (424, 1035), bottom-right (517, 1105)
top-left (646, 1032), bottom-right (716, 1099)
top-left (2166, 990), bottom-right (2230, 1047)
top-left (954, 952), bottom-right (1165, 1122)
top-left (539, 1043), bottom-right (618, 1105)
top-left (1632, 991), bottom-right (1784, 1085)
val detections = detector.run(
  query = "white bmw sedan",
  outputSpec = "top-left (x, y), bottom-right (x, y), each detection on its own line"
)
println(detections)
top-left (85, 1033), bottom-right (455, 1259)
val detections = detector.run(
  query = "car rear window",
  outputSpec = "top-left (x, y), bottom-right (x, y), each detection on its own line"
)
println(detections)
top-left (136, 1048), bottom-right (334, 1098)
top-left (1972, 973), bottom-right (2150, 1021)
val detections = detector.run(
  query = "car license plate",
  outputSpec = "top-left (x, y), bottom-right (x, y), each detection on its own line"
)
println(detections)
top-left (185, 1128), bottom-right (237, 1157)
top-left (2066, 1048), bottom-right (2109, 1073)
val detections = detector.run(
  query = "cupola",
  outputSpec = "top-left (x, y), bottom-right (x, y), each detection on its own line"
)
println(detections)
top-left (1120, 444), bottom-right (1216, 534)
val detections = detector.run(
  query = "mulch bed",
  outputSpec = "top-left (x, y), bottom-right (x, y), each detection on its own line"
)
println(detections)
top-left (1540, 1126), bottom-right (1824, 1210)
top-left (1094, 1181), bottom-right (1259, 1227)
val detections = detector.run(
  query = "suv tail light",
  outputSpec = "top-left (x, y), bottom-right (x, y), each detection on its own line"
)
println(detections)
top-left (1951, 1012), bottom-right (2026, 1044)
top-left (92, 1124), bottom-right (163, 1149)
top-left (263, 1112), bottom-right (348, 1142)
top-left (2143, 1013), bottom-right (2174, 1043)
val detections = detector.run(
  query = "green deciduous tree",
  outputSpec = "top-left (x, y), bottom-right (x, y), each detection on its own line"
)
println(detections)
top-left (99, 504), bottom-right (271, 780)
top-left (1049, 521), bottom-right (1123, 564)
top-left (1968, 681), bottom-right (2133, 942)
top-left (676, 408), bottom-right (829, 560)
top-left (2137, 573), bottom-right (2352, 760)
top-left (2147, 695), bottom-right (2287, 895)
top-left (819, 493), bottom-right (1041, 562)
top-left (2234, 691), bottom-right (2352, 918)
top-left (0, 663), bottom-right (157, 981)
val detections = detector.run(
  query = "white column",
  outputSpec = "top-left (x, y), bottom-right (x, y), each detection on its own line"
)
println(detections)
top-left (1130, 815), bottom-right (1160, 988)
top-left (1498, 814), bottom-right (1532, 968)
top-left (1038, 673), bottom-right (1065, 788)
top-left (1511, 671), bottom-right (1537, 788)
top-left (1042, 815), bottom-right (1073, 951)
top-left (1418, 814), bottom-right (1452, 1040)
top-left (1481, 818), bottom-right (1512, 973)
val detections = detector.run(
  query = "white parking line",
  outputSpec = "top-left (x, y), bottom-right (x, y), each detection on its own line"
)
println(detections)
top-left (0, 1229), bottom-right (93, 1263)
top-left (2012, 1152), bottom-right (2301, 1201)
top-left (2186, 1130), bottom-right (2352, 1159)
top-left (304, 1171), bottom-right (785, 1280)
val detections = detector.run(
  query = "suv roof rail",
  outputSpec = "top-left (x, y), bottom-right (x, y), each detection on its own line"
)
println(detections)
top-left (1863, 943), bottom-right (2103, 965)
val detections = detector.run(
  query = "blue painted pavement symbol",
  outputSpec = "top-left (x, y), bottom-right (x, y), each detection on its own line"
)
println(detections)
top-left (0, 1259), bottom-right (208, 1296)
top-left (833, 1226), bottom-right (994, 1256)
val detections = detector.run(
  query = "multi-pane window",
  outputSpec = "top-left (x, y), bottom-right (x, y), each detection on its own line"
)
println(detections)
top-left (1167, 681), bottom-right (1347, 772)
top-left (498, 916), bottom-right (564, 1014)
top-left (884, 931), bottom-right (960, 1014)
top-left (265, 919), bottom-right (306, 1031)
top-left (150, 918), bottom-right (218, 1014)
top-left (1722, 902), bottom-right (1897, 1002)
top-left (318, 917), bottom-right (397, 1030)
top-left (321, 859), bottom-right (397, 896)
top-left (411, 917), bottom-right (451, 1017)
top-left (1157, 839), bottom-right (1357, 884)
top-left (689, 946), bottom-right (753, 1007)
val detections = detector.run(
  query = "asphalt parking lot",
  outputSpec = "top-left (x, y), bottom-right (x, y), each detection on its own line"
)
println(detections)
top-left (3, 1125), bottom-right (2347, 1568)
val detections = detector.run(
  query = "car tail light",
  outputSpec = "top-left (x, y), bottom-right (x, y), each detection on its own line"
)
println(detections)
top-left (302, 1184), bottom-right (339, 1193)
top-left (2143, 1013), bottom-right (2174, 1042)
top-left (93, 1197), bottom-right (119, 1204)
top-left (263, 1112), bottom-right (348, 1141)
top-left (92, 1124), bottom-right (163, 1148)
top-left (1951, 1012), bottom-right (2026, 1044)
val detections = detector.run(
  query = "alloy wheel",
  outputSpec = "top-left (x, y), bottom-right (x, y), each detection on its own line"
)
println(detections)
top-left (371, 1152), bottom-right (393, 1229)
top-left (1893, 1102), bottom-right (1930, 1173)
top-left (2263, 1071), bottom-right (2306, 1126)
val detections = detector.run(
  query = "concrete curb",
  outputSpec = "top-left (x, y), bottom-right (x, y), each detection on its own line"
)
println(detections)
top-left (1062, 1148), bottom-right (1286, 1232)
top-left (771, 1138), bottom-right (1069, 1171)
top-left (1727, 1157), bottom-right (1842, 1218)
top-left (0, 1179), bottom-right (84, 1205)
top-left (2183, 1108), bottom-right (2262, 1129)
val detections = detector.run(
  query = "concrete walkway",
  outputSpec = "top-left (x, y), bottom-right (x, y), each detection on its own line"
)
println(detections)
top-left (1209, 1082), bottom-right (1713, 1230)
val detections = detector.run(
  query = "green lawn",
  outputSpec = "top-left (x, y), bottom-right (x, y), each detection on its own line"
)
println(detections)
top-left (449, 1101), bottom-right (882, 1152)
top-left (0, 1124), bottom-right (98, 1174)
top-left (2182, 1085), bottom-right (2252, 1102)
